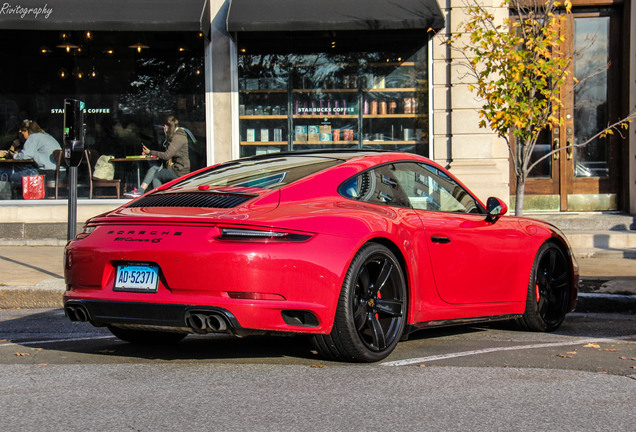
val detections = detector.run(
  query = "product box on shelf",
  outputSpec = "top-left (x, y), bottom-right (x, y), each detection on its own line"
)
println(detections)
top-left (260, 129), bottom-right (269, 142)
top-left (308, 125), bottom-right (320, 142)
top-left (295, 125), bottom-right (307, 142)
top-left (246, 128), bottom-right (255, 142)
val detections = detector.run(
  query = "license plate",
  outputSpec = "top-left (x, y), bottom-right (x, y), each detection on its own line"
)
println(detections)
top-left (114, 264), bottom-right (159, 293)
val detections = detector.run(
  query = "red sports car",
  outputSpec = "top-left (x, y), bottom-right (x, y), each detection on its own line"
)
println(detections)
top-left (64, 151), bottom-right (578, 362)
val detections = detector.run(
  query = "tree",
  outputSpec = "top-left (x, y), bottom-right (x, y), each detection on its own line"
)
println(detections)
top-left (449, 0), bottom-right (634, 215)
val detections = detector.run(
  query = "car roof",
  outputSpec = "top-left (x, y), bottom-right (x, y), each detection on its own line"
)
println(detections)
top-left (240, 149), bottom-right (408, 161)
top-left (234, 149), bottom-right (425, 164)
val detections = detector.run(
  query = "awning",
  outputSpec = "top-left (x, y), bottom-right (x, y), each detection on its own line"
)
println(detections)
top-left (226, 0), bottom-right (445, 33)
top-left (0, 0), bottom-right (210, 35)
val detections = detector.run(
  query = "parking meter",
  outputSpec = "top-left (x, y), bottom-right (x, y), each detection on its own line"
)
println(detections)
top-left (63, 98), bottom-right (85, 240)
top-left (63, 98), bottom-right (85, 166)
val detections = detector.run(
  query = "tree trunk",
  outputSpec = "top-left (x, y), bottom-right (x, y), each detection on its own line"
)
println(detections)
top-left (515, 174), bottom-right (526, 216)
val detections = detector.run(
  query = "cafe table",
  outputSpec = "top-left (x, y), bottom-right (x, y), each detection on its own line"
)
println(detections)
top-left (0, 158), bottom-right (36, 173)
top-left (0, 158), bottom-right (35, 165)
top-left (109, 155), bottom-right (159, 189)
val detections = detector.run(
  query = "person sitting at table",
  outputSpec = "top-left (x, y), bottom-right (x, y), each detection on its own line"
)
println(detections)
top-left (0, 133), bottom-right (26, 179)
top-left (124, 114), bottom-right (190, 198)
top-left (2, 134), bottom-right (24, 154)
top-left (0, 119), bottom-right (62, 188)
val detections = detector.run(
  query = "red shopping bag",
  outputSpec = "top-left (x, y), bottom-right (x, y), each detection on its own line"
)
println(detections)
top-left (22, 175), bottom-right (45, 200)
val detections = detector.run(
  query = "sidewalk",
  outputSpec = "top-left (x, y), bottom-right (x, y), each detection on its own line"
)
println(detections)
top-left (0, 245), bottom-right (635, 312)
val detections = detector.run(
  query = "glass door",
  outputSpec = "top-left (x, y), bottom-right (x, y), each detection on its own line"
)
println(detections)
top-left (515, 9), bottom-right (622, 211)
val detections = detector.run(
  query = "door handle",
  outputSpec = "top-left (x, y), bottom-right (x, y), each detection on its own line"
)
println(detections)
top-left (566, 138), bottom-right (573, 160)
top-left (553, 138), bottom-right (560, 160)
top-left (431, 236), bottom-right (451, 244)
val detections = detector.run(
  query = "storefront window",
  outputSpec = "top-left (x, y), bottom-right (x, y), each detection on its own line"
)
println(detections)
top-left (0, 30), bottom-right (205, 199)
top-left (237, 32), bottom-right (429, 158)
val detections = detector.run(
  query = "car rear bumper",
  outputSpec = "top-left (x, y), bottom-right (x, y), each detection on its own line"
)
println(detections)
top-left (63, 298), bottom-right (325, 336)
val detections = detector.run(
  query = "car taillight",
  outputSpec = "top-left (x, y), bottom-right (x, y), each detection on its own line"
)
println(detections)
top-left (215, 227), bottom-right (313, 242)
top-left (75, 225), bottom-right (97, 239)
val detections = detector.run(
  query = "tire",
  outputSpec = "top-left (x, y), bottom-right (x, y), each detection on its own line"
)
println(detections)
top-left (108, 326), bottom-right (188, 345)
top-left (517, 242), bottom-right (571, 332)
top-left (313, 243), bottom-right (407, 362)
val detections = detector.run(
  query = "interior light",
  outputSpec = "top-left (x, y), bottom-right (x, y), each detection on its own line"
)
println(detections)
top-left (56, 43), bottom-right (79, 53)
top-left (128, 42), bottom-right (149, 53)
top-left (73, 67), bottom-right (84, 79)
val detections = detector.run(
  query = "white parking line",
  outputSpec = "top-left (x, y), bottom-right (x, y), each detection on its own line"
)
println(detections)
top-left (0, 335), bottom-right (114, 347)
top-left (382, 335), bottom-right (636, 367)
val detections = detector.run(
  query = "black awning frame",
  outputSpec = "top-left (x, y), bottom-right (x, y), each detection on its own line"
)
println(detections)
top-left (226, 0), bottom-right (445, 33)
top-left (0, 0), bottom-right (210, 36)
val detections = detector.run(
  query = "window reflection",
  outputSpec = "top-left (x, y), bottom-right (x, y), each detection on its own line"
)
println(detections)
top-left (573, 17), bottom-right (610, 178)
top-left (237, 32), bottom-right (430, 158)
top-left (528, 129), bottom-right (552, 179)
top-left (0, 30), bottom-right (206, 198)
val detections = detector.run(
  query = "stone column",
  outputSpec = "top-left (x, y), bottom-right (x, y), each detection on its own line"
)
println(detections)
top-left (431, 0), bottom-right (511, 206)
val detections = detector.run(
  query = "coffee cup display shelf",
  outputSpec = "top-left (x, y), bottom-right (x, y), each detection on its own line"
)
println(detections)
top-left (238, 61), bottom-right (427, 149)
top-left (239, 88), bottom-right (288, 147)
top-left (360, 60), bottom-right (427, 147)
top-left (292, 88), bottom-right (359, 146)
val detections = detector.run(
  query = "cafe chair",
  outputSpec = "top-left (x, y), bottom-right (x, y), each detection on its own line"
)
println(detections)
top-left (85, 149), bottom-right (121, 199)
top-left (49, 149), bottom-right (69, 199)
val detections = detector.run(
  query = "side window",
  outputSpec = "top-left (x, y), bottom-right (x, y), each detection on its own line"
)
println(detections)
top-left (339, 164), bottom-right (411, 208)
top-left (339, 162), bottom-right (482, 213)
top-left (394, 163), bottom-right (482, 214)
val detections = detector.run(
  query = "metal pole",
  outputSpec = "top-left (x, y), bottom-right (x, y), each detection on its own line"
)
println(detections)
top-left (67, 166), bottom-right (77, 241)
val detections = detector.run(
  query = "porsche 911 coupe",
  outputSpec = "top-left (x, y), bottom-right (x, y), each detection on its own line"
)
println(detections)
top-left (63, 150), bottom-right (578, 362)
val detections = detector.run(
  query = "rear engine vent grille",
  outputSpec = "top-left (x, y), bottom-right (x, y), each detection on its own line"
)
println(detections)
top-left (127, 193), bottom-right (255, 208)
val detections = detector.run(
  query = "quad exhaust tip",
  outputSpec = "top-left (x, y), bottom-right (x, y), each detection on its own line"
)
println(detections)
top-left (185, 312), bottom-right (228, 334)
top-left (65, 305), bottom-right (90, 322)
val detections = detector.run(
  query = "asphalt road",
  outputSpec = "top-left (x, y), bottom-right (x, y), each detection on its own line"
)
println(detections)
top-left (1, 308), bottom-right (634, 430)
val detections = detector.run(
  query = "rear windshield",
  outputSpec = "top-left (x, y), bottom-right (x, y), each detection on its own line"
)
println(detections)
top-left (173, 156), bottom-right (345, 190)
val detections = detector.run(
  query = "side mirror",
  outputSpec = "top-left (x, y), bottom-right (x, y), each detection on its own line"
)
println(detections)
top-left (486, 197), bottom-right (508, 223)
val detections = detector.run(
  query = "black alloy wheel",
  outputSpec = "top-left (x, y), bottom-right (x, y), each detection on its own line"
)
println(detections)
top-left (313, 243), bottom-right (407, 362)
top-left (517, 241), bottom-right (571, 332)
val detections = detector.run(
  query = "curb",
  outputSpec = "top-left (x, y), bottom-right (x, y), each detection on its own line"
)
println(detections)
top-left (0, 279), bottom-right (65, 309)
top-left (575, 292), bottom-right (636, 315)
